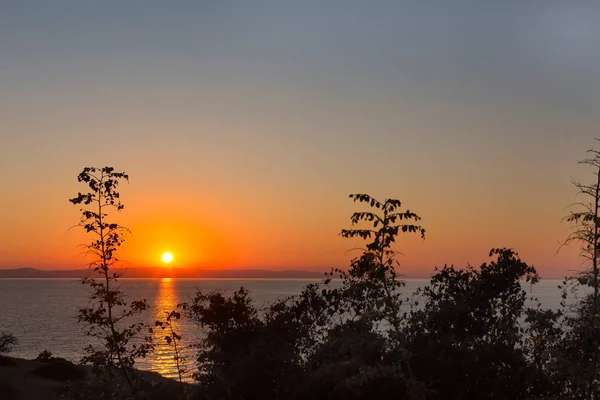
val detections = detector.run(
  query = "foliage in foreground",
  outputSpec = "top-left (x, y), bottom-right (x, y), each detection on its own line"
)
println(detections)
top-left (184, 247), bottom-right (556, 400)
top-left (178, 193), bottom-right (600, 400)
top-left (70, 167), bottom-right (152, 389)
top-left (54, 141), bottom-right (600, 400)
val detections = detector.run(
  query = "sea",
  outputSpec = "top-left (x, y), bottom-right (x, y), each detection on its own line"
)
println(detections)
top-left (0, 278), bottom-right (575, 381)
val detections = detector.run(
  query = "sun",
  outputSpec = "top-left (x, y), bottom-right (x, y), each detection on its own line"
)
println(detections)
top-left (161, 252), bottom-right (174, 264)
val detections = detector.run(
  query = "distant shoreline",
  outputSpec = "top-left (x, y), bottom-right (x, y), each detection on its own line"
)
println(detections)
top-left (0, 267), bottom-right (563, 280)
top-left (0, 267), bottom-right (330, 279)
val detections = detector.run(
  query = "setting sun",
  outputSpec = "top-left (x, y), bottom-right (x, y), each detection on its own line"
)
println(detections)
top-left (161, 252), bottom-right (173, 264)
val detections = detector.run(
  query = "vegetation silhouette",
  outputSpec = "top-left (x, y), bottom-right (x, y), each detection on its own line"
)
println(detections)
top-left (403, 248), bottom-right (543, 399)
top-left (0, 332), bottom-right (17, 359)
top-left (179, 194), bottom-right (429, 399)
top-left (155, 310), bottom-right (187, 397)
top-left (546, 140), bottom-right (600, 399)
top-left (9, 142), bottom-right (600, 399)
top-left (178, 195), bottom-right (552, 399)
top-left (174, 171), bottom-right (600, 399)
top-left (69, 167), bottom-right (153, 391)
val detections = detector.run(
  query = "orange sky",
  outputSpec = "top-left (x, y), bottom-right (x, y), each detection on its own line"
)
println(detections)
top-left (0, 162), bottom-right (586, 278)
top-left (1, 2), bottom-right (598, 277)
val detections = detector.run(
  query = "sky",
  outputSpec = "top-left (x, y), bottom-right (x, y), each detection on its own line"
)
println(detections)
top-left (1, 1), bottom-right (600, 277)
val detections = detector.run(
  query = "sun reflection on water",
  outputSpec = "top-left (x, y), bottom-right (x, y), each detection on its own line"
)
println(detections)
top-left (150, 277), bottom-right (191, 381)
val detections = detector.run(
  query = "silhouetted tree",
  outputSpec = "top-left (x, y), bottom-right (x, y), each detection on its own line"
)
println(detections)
top-left (402, 249), bottom-right (543, 400)
top-left (181, 191), bottom-right (600, 399)
top-left (301, 319), bottom-right (408, 400)
top-left (301, 193), bottom-right (427, 398)
top-left (333, 193), bottom-right (425, 333)
top-left (0, 332), bottom-right (17, 356)
top-left (183, 288), bottom-right (305, 400)
top-left (561, 141), bottom-right (600, 398)
top-left (69, 166), bottom-right (152, 388)
top-left (183, 194), bottom-right (428, 400)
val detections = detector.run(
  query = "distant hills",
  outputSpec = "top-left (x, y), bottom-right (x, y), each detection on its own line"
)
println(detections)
top-left (0, 267), bottom-right (326, 279)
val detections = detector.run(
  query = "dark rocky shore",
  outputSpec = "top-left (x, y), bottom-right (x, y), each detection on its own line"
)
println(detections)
top-left (0, 356), bottom-right (194, 400)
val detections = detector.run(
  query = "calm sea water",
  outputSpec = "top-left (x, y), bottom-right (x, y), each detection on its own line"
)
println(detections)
top-left (0, 278), bottom-right (570, 381)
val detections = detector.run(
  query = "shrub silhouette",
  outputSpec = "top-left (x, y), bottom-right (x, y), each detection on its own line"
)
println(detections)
top-left (402, 249), bottom-right (544, 400)
top-left (48, 148), bottom-right (600, 399)
top-left (182, 194), bottom-right (428, 399)
top-left (0, 332), bottom-right (17, 367)
top-left (180, 192), bottom-right (600, 399)
top-left (31, 359), bottom-right (87, 381)
top-left (0, 332), bottom-right (17, 356)
top-left (183, 288), bottom-right (303, 400)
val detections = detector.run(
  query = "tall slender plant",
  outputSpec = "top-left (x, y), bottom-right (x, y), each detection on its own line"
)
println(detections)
top-left (69, 166), bottom-right (152, 388)
top-left (156, 310), bottom-right (186, 397)
top-left (333, 193), bottom-right (425, 332)
top-left (562, 142), bottom-right (600, 399)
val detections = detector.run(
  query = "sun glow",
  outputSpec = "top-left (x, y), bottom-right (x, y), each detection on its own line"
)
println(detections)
top-left (161, 252), bottom-right (174, 264)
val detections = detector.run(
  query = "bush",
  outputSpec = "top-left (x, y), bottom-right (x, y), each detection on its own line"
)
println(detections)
top-left (36, 349), bottom-right (54, 362)
top-left (0, 332), bottom-right (17, 356)
top-left (31, 359), bottom-right (87, 381)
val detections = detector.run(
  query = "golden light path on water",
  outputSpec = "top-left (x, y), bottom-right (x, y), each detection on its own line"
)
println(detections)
top-left (150, 277), bottom-right (193, 382)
